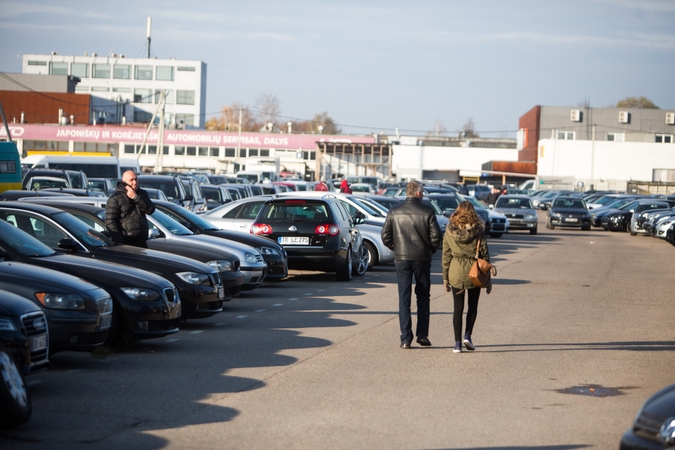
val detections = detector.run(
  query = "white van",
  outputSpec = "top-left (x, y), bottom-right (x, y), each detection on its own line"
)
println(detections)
top-left (22, 155), bottom-right (122, 179)
top-left (235, 170), bottom-right (278, 183)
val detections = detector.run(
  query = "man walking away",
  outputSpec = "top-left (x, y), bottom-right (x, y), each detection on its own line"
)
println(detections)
top-left (105, 170), bottom-right (156, 248)
top-left (381, 180), bottom-right (442, 349)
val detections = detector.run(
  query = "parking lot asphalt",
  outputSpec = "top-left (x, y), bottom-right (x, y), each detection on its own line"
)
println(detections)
top-left (2, 211), bottom-right (674, 449)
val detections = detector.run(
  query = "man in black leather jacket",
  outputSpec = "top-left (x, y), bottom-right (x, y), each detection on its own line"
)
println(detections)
top-left (105, 170), bottom-right (155, 248)
top-left (381, 180), bottom-right (442, 349)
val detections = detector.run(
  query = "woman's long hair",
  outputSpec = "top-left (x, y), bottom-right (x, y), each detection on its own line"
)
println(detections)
top-left (450, 201), bottom-right (482, 228)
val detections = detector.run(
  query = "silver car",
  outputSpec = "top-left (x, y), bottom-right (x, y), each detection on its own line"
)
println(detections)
top-left (201, 195), bottom-right (273, 233)
top-left (493, 195), bottom-right (538, 235)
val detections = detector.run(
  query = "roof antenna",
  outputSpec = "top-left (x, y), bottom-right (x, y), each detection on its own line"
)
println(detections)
top-left (146, 17), bottom-right (152, 58)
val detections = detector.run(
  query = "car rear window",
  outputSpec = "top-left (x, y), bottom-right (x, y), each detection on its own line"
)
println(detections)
top-left (262, 201), bottom-right (330, 222)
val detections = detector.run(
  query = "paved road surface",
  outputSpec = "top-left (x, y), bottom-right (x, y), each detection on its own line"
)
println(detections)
top-left (2, 214), bottom-right (674, 449)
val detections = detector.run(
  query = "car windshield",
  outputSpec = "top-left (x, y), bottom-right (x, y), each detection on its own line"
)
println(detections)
top-left (50, 211), bottom-right (115, 247)
top-left (348, 197), bottom-right (384, 217)
top-left (496, 197), bottom-right (533, 209)
top-left (261, 201), bottom-right (329, 222)
top-left (139, 180), bottom-right (179, 201)
top-left (150, 209), bottom-right (194, 235)
top-left (457, 193), bottom-right (487, 210)
top-left (159, 205), bottom-right (216, 231)
top-left (0, 220), bottom-right (57, 257)
top-left (554, 199), bottom-right (586, 209)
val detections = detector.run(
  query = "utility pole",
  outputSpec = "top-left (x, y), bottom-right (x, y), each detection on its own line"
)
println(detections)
top-left (155, 90), bottom-right (166, 172)
top-left (146, 17), bottom-right (152, 58)
top-left (237, 108), bottom-right (242, 167)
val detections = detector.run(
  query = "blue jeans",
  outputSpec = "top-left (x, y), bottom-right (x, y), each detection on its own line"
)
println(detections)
top-left (395, 260), bottom-right (431, 344)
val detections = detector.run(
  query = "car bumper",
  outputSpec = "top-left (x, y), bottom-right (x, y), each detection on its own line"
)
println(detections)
top-left (113, 292), bottom-right (182, 340)
top-left (619, 429), bottom-right (664, 450)
top-left (221, 271), bottom-right (245, 297)
top-left (46, 311), bottom-right (111, 353)
top-left (174, 282), bottom-right (223, 318)
top-left (262, 256), bottom-right (289, 280)
top-left (506, 220), bottom-right (537, 230)
top-left (286, 247), bottom-right (349, 272)
top-left (240, 264), bottom-right (267, 289)
top-left (550, 218), bottom-right (590, 227)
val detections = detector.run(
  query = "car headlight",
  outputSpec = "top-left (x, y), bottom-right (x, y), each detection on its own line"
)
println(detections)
top-left (35, 293), bottom-right (85, 310)
top-left (258, 246), bottom-right (280, 256)
top-left (525, 214), bottom-right (536, 220)
top-left (244, 252), bottom-right (258, 264)
top-left (207, 259), bottom-right (233, 272)
top-left (176, 272), bottom-right (210, 285)
top-left (121, 288), bottom-right (161, 300)
top-left (550, 213), bottom-right (561, 219)
top-left (96, 296), bottom-right (114, 313)
top-left (0, 316), bottom-right (17, 331)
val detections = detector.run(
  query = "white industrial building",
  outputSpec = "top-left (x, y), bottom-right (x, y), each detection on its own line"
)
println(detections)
top-left (21, 53), bottom-right (206, 128)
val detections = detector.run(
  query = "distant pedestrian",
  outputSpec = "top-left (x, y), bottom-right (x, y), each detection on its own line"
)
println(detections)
top-left (105, 170), bottom-right (155, 248)
top-left (382, 180), bottom-right (442, 349)
top-left (486, 187), bottom-right (501, 207)
top-left (340, 179), bottom-right (352, 194)
top-left (442, 200), bottom-right (490, 353)
top-left (315, 176), bottom-right (329, 191)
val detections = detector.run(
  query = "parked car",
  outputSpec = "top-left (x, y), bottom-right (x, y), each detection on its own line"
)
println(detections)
top-left (493, 195), bottom-right (538, 234)
top-left (137, 175), bottom-right (193, 210)
top-left (152, 200), bottom-right (289, 280)
top-left (88, 177), bottom-right (116, 192)
top-left (0, 219), bottom-right (114, 353)
top-left (590, 197), bottom-right (643, 227)
top-left (630, 202), bottom-right (675, 235)
top-left (23, 176), bottom-right (70, 190)
top-left (458, 194), bottom-right (509, 237)
top-left (179, 177), bottom-right (208, 213)
top-left (651, 213), bottom-right (675, 239)
top-left (250, 194), bottom-right (368, 280)
top-left (22, 168), bottom-right (88, 191)
top-left (602, 200), bottom-right (671, 232)
top-left (0, 201), bottom-right (221, 322)
top-left (0, 289), bottom-right (49, 428)
top-left (465, 184), bottom-right (492, 202)
top-left (200, 184), bottom-right (233, 210)
top-left (202, 195), bottom-right (274, 233)
top-left (0, 190), bottom-right (75, 201)
top-left (619, 382), bottom-right (675, 450)
top-left (42, 188), bottom-right (106, 197)
top-left (546, 196), bottom-right (591, 230)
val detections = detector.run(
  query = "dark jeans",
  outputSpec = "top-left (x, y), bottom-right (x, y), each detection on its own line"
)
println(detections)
top-left (395, 260), bottom-right (431, 344)
top-left (451, 286), bottom-right (481, 342)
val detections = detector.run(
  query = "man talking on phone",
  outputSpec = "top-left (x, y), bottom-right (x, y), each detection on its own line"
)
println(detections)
top-left (105, 170), bottom-right (156, 248)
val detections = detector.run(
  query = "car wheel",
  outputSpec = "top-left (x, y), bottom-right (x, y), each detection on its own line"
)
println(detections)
top-left (530, 227), bottom-right (537, 235)
top-left (0, 344), bottom-right (31, 428)
top-left (336, 246), bottom-right (352, 281)
top-left (547, 217), bottom-right (555, 230)
top-left (363, 241), bottom-right (377, 269)
top-left (352, 244), bottom-right (369, 276)
top-left (582, 224), bottom-right (591, 231)
top-left (489, 233), bottom-right (502, 238)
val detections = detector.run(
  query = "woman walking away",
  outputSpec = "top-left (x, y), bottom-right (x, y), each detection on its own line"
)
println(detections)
top-left (442, 201), bottom-right (490, 353)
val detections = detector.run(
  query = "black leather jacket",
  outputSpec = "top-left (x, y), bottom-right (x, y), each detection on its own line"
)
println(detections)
top-left (381, 196), bottom-right (442, 262)
top-left (105, 182), bottom-right (156, 243)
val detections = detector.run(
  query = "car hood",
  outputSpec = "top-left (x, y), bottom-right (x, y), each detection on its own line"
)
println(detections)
top-left (147, 236), bottom-right (241, 263)
top-left (202, 229), bottom-right (282, 251)
top-left (550, 208), bottom-right (589, 215)
top-left (640, 383), bottom-right (675, 419)
top-left (495, 207), bottom-right (536, 216)
top-left (0, 261), bottom-right (104, 293)
top-left (0, 289), bottom-right (42, 317)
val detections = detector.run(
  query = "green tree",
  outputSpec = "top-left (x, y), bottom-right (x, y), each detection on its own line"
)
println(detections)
top-left (616, 96), bottom-right (659, 109)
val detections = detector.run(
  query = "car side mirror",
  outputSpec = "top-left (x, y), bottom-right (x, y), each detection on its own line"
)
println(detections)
top-left (57, 237), bottom-right (80, 251)
top-left (353, 211), bottom-right (365, 220)
top-left (148, 228), bottom-right (161, 239)
top-left (353, 216), bottom-right (365, 225)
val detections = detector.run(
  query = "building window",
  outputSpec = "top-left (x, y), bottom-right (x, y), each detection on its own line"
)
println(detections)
top-left (162, 146), bottom-right (169, 155)
top-left (239, 148), bottom-right (247, 157)
top-left (175, 114), bottom-right (194, 127)
top-left (209, 147), bottom-right (219, 157)
top-left (225, 148), bottom-right (235, 157)
top-left (93, 64), bottom-right (110, 78)
top-left (249, 148), bottom-right (259, 157)
top-left (91, 87), bottom-right (110, 92)
top-left (260, 149), bottom-right (270, 157)
top-left (156, 66), bottom-right (174, 81)
top-left (113, 64), bottom-right (131, 79)
top-left (75, 86), bottom-right (89, 92)
top-left (133, 88), bottom-right (153, 103)
top-left (49, 62), bottom-right (68, 75)
top-left (176, 90), bottom-right (195, 105)
top-left (154, 90), bottom-right (174, 104)
top-left (186, 146), bottom-right (197, 156)
top-left (557, 131), bottom-right (575, 140)
top-left (134, 65), bottom-right (153, 80)
top-left (0, 160), bottom-right (17, 172)
top-left (71, 62), bottom-right (89, 78)
top-left (23, 140), bottom-right (68, 152)
top-left (147, 145), bottom-right (157, 155)
top-left (124, 144), bottom-right (136, 154)
top-left (175, 146), bottom-right (185, 156)
top-left (198, 147), bottom-right (208, 156)
top-left (656, 134), bottom-right (673, 143)
top-left (73, 142), bottom-right (113, 153)
top-left (113, 87), bottom-right (131, 93)
top-left (607, 133), bottom-right (625, 142)
top-left (27, 61), bottom-right (47, 66)
top-left (133, 110), bottom-right (153, 122)
top-left (177, 66), bottom-right (196, 72)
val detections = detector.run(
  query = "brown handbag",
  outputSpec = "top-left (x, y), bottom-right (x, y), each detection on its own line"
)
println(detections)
top-left (468, 239), bottom-right (497, 291)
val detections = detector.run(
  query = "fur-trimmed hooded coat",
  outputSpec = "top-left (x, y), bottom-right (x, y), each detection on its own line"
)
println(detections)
top-left (442, 220), bottom-right (489, 290)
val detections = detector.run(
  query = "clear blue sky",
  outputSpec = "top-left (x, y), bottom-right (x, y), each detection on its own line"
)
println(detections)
top-left (1, 0), bottom-right (674, 137)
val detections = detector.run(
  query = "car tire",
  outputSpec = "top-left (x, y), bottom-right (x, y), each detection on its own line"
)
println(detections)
top-left (336, 247), bottom-right (353, 282)
top-left (0, 344), bottom-right (31, 429)
top-left (530, 227), bottom-right (537, 235)
top-left (582, 225), bottom-right (591, 231)
top-left (353, 244), bottom-right (369, 276)
top-left (489, 233), bottom-right (502, 238)
top-left (363, 241), bottom-right (378, 269)
top-left (547, 217), bottom-right (555, 230)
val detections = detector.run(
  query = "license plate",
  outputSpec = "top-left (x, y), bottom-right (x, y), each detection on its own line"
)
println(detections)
top-left (99, 314), bottom-right (112, 330)
top-left (218, 287), bottom-right (224, 299)
top-left (31, 334), bottom-right (47, 352)
top-left (279, 236), bottom-right (309, 245)
top-left (565, 218), bottom-right (579, 222)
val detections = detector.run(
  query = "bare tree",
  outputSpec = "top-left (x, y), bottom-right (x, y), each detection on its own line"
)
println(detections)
top-left (616, 96), bottom-right (659, 109)
top-left (253, 92), bottom-right (281, 130)
top-left (205, 102), bottom-right (257, 131)
top-left (460, 117), bottom-right (479, 138)
top-left (427, 120), bottom-right (447, 137)
top-left (294, 112), bottom-right (341, 134)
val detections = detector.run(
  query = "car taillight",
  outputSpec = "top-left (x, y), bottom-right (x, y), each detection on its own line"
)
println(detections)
top-left (251, 223), bottom-right (273, 235)
top-left (315, 224), bottom-right (340, 236)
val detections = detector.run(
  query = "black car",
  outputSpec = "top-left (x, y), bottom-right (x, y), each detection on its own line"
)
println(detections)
top-left (137, 175), bottom-right (193, 210)
top-left (179, 177), bottom-right (208, 213)
top-left (0, 259), bottom-right (112, 354)
top-left (603, 200), bottom-right (671, 232)
top-left (546, 196), bottom-right (591, 230)
top-left (0, 190), bottom-right (75, 201)
top-left (41, 187), bottom-right (106, 197)
top-left (152, 200), bottom-right (288, 280)
top-left (200, 184), bottom-right (233, 210)
top-left (0, 202), bottom-right (223, 321)
top-left (250, 195), bottom-right (365, 281)
top-left (0, 289), bottom-right (49, 428)
top-left (620, 383), bottom-right (675, 450)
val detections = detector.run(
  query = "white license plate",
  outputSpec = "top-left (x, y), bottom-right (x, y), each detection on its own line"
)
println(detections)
top-left (31, 334), bottom-right (47, 352)
top-left (218, 287), bottom-right (224, 299)
top-left (565, 218), bottom-right (579, 222)
top-left (279, 236), bottom-right (309, 245)
top-left (99, 314), bottom-right (112, 330)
